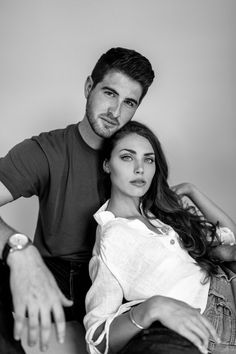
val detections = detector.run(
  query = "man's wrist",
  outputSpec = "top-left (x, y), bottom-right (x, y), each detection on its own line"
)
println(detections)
top-left (2, 233), bottom-right (32, 265)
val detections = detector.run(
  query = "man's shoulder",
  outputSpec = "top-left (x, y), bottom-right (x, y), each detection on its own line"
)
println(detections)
top-left (33, 123), bottom-right (78, 142)
top-left (31, 123), bottom-right (79, 152)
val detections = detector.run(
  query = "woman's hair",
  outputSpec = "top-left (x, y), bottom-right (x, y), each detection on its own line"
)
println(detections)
top-left (99, 120), bottom-right (218, 279)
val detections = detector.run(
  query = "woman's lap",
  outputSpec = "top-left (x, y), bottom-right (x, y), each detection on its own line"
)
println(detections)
top-left (118, 321), bottom-right (201, 354)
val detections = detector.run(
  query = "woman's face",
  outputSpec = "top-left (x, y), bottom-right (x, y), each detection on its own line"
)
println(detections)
top-left (105, 133), bottom-right (156, 201)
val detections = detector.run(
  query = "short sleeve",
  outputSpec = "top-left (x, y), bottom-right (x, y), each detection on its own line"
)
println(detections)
top-left (0, 139), bottom-right (49, 199)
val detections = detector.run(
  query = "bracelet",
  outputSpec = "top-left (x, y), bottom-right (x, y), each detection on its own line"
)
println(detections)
top-left (129, 307), bottom-right (145, 330)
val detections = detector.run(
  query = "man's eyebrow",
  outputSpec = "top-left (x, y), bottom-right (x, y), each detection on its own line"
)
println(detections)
top-left (102, 86), bottom-right (139, 105)
top-left (119, 149), bottom-right (155, 156)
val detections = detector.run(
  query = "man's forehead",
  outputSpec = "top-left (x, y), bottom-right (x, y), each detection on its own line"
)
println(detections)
top-left (100, 70), bottom-right (142, 99)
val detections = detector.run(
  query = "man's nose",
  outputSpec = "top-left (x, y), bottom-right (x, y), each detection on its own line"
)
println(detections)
top-left (108, 101), bottom-right (121, 118)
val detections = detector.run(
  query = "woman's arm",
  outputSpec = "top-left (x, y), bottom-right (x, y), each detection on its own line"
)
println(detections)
top-left (84, 253), bottom-right (144, 354)
top-left (172, 183), bottom-right (236, 265)
top-left (109, 296), bottom-right (220, 354)
top-left (86, 252), bottom-right (217, 354)
top-left (172, 183), bottom-right (236, 234)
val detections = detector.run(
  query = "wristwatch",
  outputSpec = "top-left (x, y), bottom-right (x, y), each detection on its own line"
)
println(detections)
top-left (2, 233), bottom-right (32, 264)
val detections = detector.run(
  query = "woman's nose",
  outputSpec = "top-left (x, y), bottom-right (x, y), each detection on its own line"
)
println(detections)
top-left (134, 163), bottom-right (144, 174)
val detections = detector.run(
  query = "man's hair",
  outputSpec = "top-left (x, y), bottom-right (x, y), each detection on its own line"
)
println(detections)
top-left (91, 47), bottom-right (155, 102)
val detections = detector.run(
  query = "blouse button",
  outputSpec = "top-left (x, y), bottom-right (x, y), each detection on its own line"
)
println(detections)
top-left (170, 239), bottom-right (175, 245)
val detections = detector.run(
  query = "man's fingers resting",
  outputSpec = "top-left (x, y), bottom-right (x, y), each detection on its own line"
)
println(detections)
top-left (27, 307), bottom-right (39, 347)
top-left (52, 304), bottom-right (66, 344)
top-left (13, 306), bottom-right (26, 341)
top-left (39, 310), bottom-right (52, 352)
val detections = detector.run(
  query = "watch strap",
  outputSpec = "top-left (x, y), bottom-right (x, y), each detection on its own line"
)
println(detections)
top-left (2, 242), bottom-right (11, 265)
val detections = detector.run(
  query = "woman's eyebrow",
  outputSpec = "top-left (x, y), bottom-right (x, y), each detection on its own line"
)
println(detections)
top-left (119, 149), bottom-right (155, 156)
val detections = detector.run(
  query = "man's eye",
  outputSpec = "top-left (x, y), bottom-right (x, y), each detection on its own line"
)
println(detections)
top-left (125, 100), bottom-right (135, 108)
top-left (105, 91), bottom-right (115, 97)
top-left (120, 155), bottom-right (132, 161)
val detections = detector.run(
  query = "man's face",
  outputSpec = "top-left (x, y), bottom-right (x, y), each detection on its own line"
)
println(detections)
top-left (85, 71), bottom-right (143, 138)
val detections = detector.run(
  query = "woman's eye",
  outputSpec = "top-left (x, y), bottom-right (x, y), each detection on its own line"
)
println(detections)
top-left (145, 158), bottom-right (155, 164)
top-left (120, 155), bottom-right (132, 161)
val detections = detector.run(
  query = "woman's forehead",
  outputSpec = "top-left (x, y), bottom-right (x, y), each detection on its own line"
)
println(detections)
top-left (113, 133), bottom-right (154, 153)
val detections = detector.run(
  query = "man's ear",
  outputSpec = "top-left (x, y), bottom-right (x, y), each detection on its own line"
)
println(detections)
top-left (84, 76), bottom-right (94, 98)
top-left (103, 160), bottom-right (110, 174)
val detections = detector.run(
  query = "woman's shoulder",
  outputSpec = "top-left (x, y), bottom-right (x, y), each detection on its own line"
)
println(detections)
top-left (101, 217), bottom-right (134, 240)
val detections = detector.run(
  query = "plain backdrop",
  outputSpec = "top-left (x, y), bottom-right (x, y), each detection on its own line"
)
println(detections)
top-left (0, 0), bottom-right (235, 238)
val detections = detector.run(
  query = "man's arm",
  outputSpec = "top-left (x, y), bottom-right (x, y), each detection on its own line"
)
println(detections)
top-left (0, 181), bottom-right (72, 351)
top-left (0, 181), bottom-right (15, 255)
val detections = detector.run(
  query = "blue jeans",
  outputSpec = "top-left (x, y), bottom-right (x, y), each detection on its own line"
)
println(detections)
top-left (120, 266), bottom-right (236, 354)
top-left (0, 257), bottom-right (91, 354)
top-left (118, 321), bottom-right (202, 354)
top-left (203, 265), bottom-right (236, 354)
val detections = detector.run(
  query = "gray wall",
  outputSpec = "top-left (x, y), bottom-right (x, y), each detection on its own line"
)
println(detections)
top-left (0, 0), bottom-right (235, 237)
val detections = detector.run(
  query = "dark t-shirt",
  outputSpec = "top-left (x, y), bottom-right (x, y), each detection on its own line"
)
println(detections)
top-left (0, 123), bottom-right (103, 262)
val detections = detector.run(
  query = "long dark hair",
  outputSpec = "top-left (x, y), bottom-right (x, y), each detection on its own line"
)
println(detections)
top-left (99, 120), bottom-right (218, 279)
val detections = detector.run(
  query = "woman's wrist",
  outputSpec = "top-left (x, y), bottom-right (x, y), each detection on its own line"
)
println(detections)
top-left (132, 302), bottom-right (153, 329)
top-left (129, 307), bottom-right (146, 329)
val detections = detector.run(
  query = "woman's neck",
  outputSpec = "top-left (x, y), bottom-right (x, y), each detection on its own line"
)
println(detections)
top-left (107, 193), bottom-right (141, 218)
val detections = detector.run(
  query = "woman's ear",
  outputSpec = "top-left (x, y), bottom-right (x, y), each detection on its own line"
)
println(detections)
top-left (103, 160), bottom-right (110, 174)
top-left (84, 76), bottom-right (94, 98)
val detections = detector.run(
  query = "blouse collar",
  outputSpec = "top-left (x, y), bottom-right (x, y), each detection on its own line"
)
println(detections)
top-left (94, 201), bottom-right (115, 226)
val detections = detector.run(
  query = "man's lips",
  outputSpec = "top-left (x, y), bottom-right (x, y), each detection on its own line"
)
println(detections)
top-left (100, 115), bottom-right (119, 126)
top-left (130, 179), bottom-right (146, 187)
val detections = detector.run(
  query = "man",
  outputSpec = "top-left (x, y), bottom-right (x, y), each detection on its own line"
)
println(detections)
top-left (0, 47), bottom-right (155, 353)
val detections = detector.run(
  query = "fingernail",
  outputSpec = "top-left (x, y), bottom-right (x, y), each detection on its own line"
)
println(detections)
top-left (198, 345), bottom-right (208, 354)
top-left (216, 336), bottom-right (221, 343)
top-left (59, 336), bottom-right (64, 344)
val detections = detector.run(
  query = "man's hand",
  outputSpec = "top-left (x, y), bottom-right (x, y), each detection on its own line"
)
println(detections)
top-left (7, 245), bottom-right (73, 351)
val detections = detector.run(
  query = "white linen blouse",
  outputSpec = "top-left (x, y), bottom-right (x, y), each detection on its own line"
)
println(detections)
top-left (84, 201), bottom-right (235, 354)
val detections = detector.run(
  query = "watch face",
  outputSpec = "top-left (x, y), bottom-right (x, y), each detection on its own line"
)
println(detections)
top-left (9, 234), bottom-right (29, 247)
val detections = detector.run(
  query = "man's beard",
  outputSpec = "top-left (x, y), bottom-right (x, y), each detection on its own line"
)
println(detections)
top-left (85, 100), bottom-right (119, 139)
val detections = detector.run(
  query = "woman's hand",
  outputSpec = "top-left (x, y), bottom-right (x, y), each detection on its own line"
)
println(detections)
top-left (171, 182), bottom-right (195, 198)
top-left (134, 295), bottom-right (220, 354)
top-left (209, 244), bottom-right (236, 262)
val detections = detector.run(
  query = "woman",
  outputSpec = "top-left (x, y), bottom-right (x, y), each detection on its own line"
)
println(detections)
top-left (84, 121), bottom-right (236, 354)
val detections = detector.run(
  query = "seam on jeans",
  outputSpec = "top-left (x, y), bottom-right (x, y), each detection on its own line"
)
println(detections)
top-left (69, 269), bottom-right (74, 302)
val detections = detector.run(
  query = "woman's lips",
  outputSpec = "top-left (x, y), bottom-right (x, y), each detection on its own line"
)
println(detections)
top-left (130, 179), bottom-right (146, 187)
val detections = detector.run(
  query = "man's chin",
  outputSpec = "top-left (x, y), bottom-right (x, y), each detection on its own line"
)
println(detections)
top-left (98, 126), bottom-right (118, 138)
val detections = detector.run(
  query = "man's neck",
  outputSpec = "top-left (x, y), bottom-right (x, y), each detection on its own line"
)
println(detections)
top-left (78, 116), bottom-right (103, 150)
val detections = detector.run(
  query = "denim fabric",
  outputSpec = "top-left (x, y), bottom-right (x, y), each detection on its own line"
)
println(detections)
top-left (118, 321), bottom-right (202, 354)
top-left (203, 265), bottom-right (236, 354)
top-left (43, 257), bottom-right (91, 322)
top-left (119, 266), bottom-right (236, 354)
top-left (0, 257), bottom-right (91, 354)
